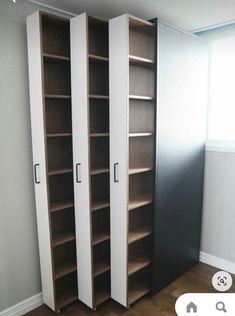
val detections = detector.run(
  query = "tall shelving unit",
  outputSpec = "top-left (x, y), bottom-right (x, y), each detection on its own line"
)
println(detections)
top-left (109, 14), bottom-right (155, 307)
top-left (27, 12), bottom-right (77, 312)
top-left (71, 13), bottom-right (110, 309)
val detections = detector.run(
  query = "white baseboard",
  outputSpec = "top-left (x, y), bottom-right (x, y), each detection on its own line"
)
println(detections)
top-left (200, 251), bottom-right (235, 274)
top-left (0, 293), bottom-right (43, 316)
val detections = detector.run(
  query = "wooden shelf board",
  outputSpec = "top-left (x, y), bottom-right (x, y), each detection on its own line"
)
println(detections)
top-left (93, 232), bottom-right (110, 246)
top-left (45, 94), bottom-right (71, 99)
top-left (55, 261), bottom-right (77, 280)
top-left (129, 95), bottom-right (154, 101)
top-left (129, 132), bottom-right (153, 137)
top-left (90, 167), bottom-right (109, 176)
top-left (129, 55), bottom-right (154, 65)
top-left (47, 132), bottom-right (72, 138)
top-left (128, 284), bottom-right (150, 305)
top-left (43, 53), bottom-right (70, 62)
top-left (129, 167), bottom-right (153, 175)
top-left (50, 200), bottom-right (74, 213)
top-left (91, 200), bottom-right (110, 212)
top-left (128, 259), bottom-right (151, 276)
top-left (93, 262), bottom-right (110, 278)
top-left (89, 54), bottom-right (109, 62)
top-left (52, 231), bottom-right (75, 247)
top-left (89, 94), bottom-right (109, 99)
top-left (56, 289), bottom-right (77, 309)
top-left (128, 195), bottom-right (153, 211)
top-left (90, 132), bottom-right (109, 137)
top-left (128, 229), bottom-right (151, 244)
top-left (94, 289), bottom-right (110, 307)
top-left (48, 167), bottom-right (73, 176)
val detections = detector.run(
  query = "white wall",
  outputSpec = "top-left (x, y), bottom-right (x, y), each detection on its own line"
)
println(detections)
top-left (0, 0), bottom-right (71, 312)
top-left (201, 150), bottom-right (235, 265)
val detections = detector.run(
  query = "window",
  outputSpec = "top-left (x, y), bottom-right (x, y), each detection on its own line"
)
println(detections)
top-left (208, 35), bottom-right (235, 141)
top-left (198, 24), bottom-right (235, 148)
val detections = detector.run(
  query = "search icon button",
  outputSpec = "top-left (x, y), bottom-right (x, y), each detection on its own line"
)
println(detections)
top-left (216, 302), bottom-right (227, 313)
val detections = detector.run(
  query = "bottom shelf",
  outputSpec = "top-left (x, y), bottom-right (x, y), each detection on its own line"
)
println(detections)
top-left (94, 288), bottom-right (110, 307)
top-left (94, 271), bottom-right (110, 308)
top-left (128, 282), bottom-right (150, 305)
top-left (56, 289), bottom-right (78, 310)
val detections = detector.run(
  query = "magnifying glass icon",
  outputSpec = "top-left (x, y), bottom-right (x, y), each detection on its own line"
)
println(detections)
top-left (216, 301), bottom-right (227, 313)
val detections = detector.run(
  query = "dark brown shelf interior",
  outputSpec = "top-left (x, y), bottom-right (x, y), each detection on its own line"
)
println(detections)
top-left (88, 16), bottom-right (108, 58)
top-left (55, 261), bottom-right (77, 280)
top-left (127, 17), bottom-right (155, 303)
top-left (93, 242), bottom-right (110, 277)
top-left (50, 201), bottom-right (74, 213)
top-left (45, 98), bottom-right (72, 135)
top-left (94, 273), bottom-right (110, 307)
top-left (55, 271), bottom-right (78, 310)
top-left (47, 137), bottom-right (72, 171)
top-left (129, 64), bottom-right (154, 99)
top-left (56, 289), bottom-right (77, 310)
top-left (128, 282), bottom-right (149, 305)
top-left (128, 238), bottom-right (151, 276)
top-left (129, 99), bottom-right (154, 134)
top-left (44, 59), bottom-right (71, 96)
top-left (129, 18), bottom-right (154, 62)
top-left (90, 137), bottom-right (109, 176)
top-left (52, 231), bottom-right (76, 247)
top-left (53, 241), bottom-right (77, 279)
top-left (129, 136), bottom-right (154, 173)
top-left (93, 262), bottom-right (110, 278)
top-left (128, 268), bottom-right (151, 305)
top-left (41, 13), bottom-right (70, 58)
top-left (89, 61), bottom-right (109, 96)
top-left (88, 16), bottom-right (110, 307)
top-left (41, 13), bottom-right (76, 310)
top-left (92, 208), bottom-right (110, 246)
top-left (90, 98), bottom-right (109, 134)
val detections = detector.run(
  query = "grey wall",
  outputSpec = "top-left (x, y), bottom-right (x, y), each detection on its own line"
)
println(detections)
top-left (0, 0), bottom-right (70, 312)
top-left (201, 151), bottom-right (235, 263)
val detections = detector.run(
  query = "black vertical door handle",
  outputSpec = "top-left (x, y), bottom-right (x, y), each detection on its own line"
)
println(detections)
top-left (114, 163), bottom-right (119, 183)
top-left (34, 163), bottom-right (40, 184)
top-left (76, 163), bottom-right (81, 183)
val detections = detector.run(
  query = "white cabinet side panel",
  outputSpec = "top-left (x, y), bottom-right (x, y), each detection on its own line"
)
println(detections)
top-left (26, 12), bottom-right (55, 311)
top-left (109, 15), bottom-right (129, 307)
top-left (71, 14), bottom-right (93, 308)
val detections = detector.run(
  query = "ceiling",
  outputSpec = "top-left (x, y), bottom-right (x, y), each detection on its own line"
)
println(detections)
top-left (28, 0), bottom-right (235, 31)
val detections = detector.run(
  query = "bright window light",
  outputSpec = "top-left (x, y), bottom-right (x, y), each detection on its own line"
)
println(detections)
top-left (208, 36), bottom-right (235, 141)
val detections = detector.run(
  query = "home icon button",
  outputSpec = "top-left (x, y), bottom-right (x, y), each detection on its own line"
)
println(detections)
top-left (186, 302), bottom-right (197, 313)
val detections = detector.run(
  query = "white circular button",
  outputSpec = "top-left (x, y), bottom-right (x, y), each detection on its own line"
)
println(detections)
top-left (212, 271), bottom-right (233, 292)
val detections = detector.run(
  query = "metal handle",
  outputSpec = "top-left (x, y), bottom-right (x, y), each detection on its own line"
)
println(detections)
top-left (114, 163), bottom-right (119, 183)
top-left (76, 163), bottom-right (81, 183)
top-left (34, 163), bottom-right (40, 184)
